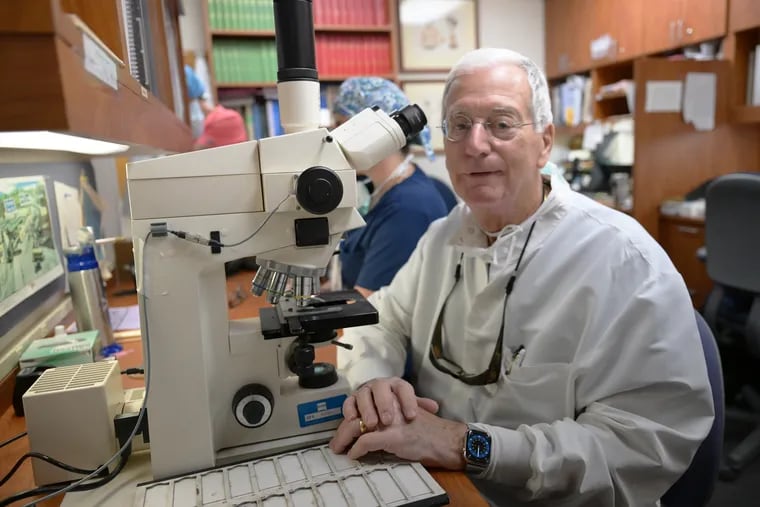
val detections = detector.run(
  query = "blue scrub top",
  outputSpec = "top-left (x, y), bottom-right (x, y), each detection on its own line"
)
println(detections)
top-left (340, 167), bottom-right (451, 291)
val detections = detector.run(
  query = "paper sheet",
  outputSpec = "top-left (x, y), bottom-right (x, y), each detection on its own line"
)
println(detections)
top-left (54, 181), bottom-right (82, 249)
top-left (109, 305), bottom-right (141, 331)
top-left (683, 72), bottom-right (717, 131)
top-left (645, 81), bottom-right (683, 112)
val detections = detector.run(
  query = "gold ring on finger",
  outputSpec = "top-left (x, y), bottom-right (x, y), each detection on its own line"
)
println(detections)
top-left (358, 419), bottom-right (368, 435)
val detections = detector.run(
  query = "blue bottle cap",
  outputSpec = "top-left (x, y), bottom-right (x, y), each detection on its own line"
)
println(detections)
top-left (66, 246), bottom-right (99, 272)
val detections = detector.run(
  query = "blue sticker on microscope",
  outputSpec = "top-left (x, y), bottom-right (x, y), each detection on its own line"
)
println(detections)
top-left (297, 394), bottom-right (347, 428)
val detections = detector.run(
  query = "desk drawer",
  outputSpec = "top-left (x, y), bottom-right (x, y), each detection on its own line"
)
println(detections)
top-left (658, 217), bottom-right (712, 308)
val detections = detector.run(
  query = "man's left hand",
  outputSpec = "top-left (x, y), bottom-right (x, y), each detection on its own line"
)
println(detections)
top-left (329, 402), bottom-right (468, 470)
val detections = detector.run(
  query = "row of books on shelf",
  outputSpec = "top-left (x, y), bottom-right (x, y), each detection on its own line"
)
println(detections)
top-left (746, 45), bottom-right (760, 106)
top-left (208, 0), bottom-right (389, 32)
top-left (315, 34), bottom-right (392, 76)
top-left (208, 0), bottom-right (274, 31)
top-left (222, 95), bottom-right (284, 140)
top-left (213, 39), bottom-right (277, 83)
top-left (220, 85), bottom-right (341, 140)
top-left (551, 75), bottom-right (594, 127)
top-left (313, 0), bottom-right (389, 27)
top-left (213, 35), bottom-right (392, 84)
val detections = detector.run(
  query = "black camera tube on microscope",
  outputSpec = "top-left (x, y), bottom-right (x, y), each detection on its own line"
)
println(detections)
top-left (273, 0), bottom-right (318, 83)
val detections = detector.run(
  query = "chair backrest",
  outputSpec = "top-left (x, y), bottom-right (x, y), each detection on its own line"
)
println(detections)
top-left (705, 173), bottom-right (760, 292)
top-left (661, 311), bottom-right (725, 507)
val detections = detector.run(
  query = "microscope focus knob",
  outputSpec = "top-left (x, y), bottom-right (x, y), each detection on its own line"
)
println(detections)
top-left (296, 166), bottom-right (344, 215)
top-left (232, 384), bottom-right (274, 428)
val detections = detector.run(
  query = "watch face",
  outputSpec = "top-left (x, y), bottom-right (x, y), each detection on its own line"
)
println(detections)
top-left (466, 430), bottom-right (491, 464)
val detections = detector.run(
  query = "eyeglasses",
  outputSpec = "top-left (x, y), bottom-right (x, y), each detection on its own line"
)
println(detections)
top-left (441, 113), bottom-right (534, 142)
top-left (428, 221), bottom-right (537, 385)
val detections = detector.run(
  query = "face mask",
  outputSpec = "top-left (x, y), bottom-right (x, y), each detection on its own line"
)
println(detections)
top-left (355, 154), bottom-right (414, 217)
top-left (357, 179), bottom-right (372, 216)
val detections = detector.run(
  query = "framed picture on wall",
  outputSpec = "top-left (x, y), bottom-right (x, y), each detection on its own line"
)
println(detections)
top-left (398, 0), bottom-right (478, 72)
top-left (402, 81), bottom-right (446, 152)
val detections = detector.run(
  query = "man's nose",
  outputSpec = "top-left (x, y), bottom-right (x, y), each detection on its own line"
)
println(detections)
top-left (463, 122), bottom-right (491, 156)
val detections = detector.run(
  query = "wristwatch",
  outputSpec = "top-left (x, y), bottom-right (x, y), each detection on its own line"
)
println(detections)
top-left (463, 425), bottom-right (492, 474)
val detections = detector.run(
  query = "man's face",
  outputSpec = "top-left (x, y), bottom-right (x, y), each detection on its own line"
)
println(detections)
top-left (443, 64), bottom-right (553, 214)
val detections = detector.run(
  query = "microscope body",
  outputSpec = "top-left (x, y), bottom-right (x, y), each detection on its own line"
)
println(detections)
top-left (129, 130), bottom-right (369, 479)
top-left (128, 0), bottom-right (428, 481)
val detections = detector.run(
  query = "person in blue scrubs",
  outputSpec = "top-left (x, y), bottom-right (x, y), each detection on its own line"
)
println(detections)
top-left (333, 77), bottom-right (453, 298)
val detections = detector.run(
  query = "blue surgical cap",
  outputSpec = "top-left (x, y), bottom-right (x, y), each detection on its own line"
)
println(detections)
top-left (333, 77), bottom-right (435, 161)
top-left (185, 65), bottom-right (206, 101)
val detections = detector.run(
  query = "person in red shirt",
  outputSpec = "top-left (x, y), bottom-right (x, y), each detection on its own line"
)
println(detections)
top-left (194, 100), bottom-right (249, 150)
top-left (185, 64), bottom-right (248, 149)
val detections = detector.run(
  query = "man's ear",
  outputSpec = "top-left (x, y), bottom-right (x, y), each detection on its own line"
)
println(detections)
top-left (537, 123), bottom-right (554, 167)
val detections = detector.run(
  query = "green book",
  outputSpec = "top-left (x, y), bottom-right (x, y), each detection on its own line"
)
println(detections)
top-left (19, 330), bottom-right (100, 368)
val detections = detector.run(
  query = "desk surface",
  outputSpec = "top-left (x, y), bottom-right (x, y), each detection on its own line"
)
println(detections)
top-left (0, 270), bottom-right (487, 506)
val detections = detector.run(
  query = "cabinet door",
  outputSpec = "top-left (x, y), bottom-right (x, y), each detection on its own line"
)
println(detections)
top-left (545, 0), bottom-right (575, 78)
top-left (659, 218), bottom-right (713, 309)
top-left (612, 0), bottom-right (643, 60)
top-left (642, 0), bottom-right (684, 54)
top-left (681, 0), bottom-right (727, 45)
top-left (729, 0), bottom-right (760, 32)
top-left (585, 0), bottom-right (615, 64)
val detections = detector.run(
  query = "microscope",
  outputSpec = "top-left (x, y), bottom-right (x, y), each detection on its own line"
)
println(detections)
top-left (127, 0), bottom-right (427, 480)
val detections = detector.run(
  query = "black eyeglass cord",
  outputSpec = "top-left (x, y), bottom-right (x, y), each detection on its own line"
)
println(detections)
top-left (429, 220), bottom-right (538, 386)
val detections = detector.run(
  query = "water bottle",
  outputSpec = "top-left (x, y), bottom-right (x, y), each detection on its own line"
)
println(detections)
top-left (65, 244), bottom-right (114, 349)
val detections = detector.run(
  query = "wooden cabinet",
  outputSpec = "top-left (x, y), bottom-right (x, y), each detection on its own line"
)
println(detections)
top-left (545, 0), bottom-right (582, 78)
top-left (632, 58), bottom-right (760, 242)
top-left (729, 0), bottom-right (760, 32)
top-left (682, 0), bottom-right (729, 45)
top-left (610, 0), bottom-right (644, 60)
top-left (546, 0), bottom-right (644, 78)
top-left (642, 0), bottom-right (727, 54)
top-left (0, 0), bottom-right (193, 154)
top-left (658, 215), bottom-right (712, 309)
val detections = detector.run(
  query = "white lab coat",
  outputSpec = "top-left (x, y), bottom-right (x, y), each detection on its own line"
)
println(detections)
top-left (338, 175), bottom-right (714, 506)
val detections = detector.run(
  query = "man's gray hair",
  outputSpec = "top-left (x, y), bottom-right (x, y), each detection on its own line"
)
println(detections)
top-left (441, 48), bottom-right (553, 132)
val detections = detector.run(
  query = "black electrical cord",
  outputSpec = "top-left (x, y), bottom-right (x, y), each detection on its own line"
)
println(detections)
top-left (12, 229), bottom-right (154, 507)
top-left (0, 452), bottom-right (128, 507)
top-left (169, 192), bottom-right (292, 249)
top-left (0, 452), bottom-right (97, 489)
top-left (0, 432), bottom-right (26, 449)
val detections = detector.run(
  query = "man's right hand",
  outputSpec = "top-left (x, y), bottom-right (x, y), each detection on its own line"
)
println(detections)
top-left (341, 376), bottom-right (439, 430)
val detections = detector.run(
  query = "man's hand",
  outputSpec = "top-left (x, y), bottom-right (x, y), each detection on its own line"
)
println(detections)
top-left (329, 399), bottom-right (467, 470)
top-left (342, 377), bottom-right (439, 430)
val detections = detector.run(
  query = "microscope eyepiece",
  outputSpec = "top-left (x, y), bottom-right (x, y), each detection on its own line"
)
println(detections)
top-left (390, 104), bottom-right (427, 141)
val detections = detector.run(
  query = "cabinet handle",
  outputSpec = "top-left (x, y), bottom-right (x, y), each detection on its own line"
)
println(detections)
top-left (685, 26), bottom-right (693, 36)
top-left (677, 19), bottom-right (684, 41)
top-left (669, 20), bottom-right (676, 43)
top-left (676, 225), bottom-right (700, 234)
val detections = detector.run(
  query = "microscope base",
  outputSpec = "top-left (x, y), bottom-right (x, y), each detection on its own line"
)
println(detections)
top-left (216, 429), bottom-right (335, 467)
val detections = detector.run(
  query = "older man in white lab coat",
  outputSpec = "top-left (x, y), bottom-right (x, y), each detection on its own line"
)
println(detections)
top-left (329, 48), bottom-right (714, 507)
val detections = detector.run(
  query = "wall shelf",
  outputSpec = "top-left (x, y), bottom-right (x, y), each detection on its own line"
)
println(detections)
top-left (732, 105), bottom-right (760, 124)
top-left (0, 0), bottom-right (193, 154)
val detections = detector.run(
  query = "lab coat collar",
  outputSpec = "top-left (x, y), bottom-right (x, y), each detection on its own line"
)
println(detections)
top-left (448, 173), bottom-right (569, 266)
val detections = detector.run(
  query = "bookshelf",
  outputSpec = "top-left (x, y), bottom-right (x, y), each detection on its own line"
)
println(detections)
top-left (202, 0), bottom-right (399, 105)
top-left (0, 0), bottom-right (193, 154)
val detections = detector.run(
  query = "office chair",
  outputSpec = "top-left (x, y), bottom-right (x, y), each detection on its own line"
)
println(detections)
top-left (661, 311), bottom-right (725, 507)
top-left (700, 172), bottom-right (760, 480)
